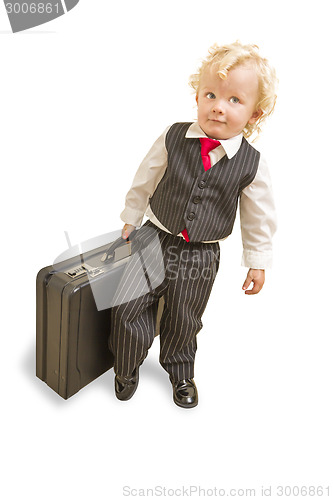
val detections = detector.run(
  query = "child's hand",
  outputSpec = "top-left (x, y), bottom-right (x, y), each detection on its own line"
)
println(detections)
top-left (242, 269), bottom-right (265, 295)
top-left (122, 223), bottom-right (136, 240)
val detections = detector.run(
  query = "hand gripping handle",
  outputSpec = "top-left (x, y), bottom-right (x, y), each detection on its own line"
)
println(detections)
top-left (100, 229), bottom-right (137, 262)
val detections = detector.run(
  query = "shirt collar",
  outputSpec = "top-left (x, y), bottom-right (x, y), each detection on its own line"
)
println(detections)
top-left (185, 121), bottom-right (243, 159)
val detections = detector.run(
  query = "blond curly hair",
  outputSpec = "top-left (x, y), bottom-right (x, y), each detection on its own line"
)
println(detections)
top-left (189, 42), bottom-right (278, 139)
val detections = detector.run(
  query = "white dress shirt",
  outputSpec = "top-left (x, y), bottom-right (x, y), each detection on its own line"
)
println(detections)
top-left (120, 122), bottom-right (277, 269)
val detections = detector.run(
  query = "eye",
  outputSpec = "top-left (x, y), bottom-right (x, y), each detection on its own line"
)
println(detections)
top-left (206, 92), bottom-right (216, 99)
top-left (230, 96), bottom-right (240, 104)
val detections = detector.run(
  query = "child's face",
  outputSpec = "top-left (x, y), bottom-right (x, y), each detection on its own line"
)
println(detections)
top-left (196, 64), bottom-right (262, 140)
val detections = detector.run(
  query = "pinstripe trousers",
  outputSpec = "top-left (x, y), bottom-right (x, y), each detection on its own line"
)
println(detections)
top-left (109, 221), bottom-right (220, 382)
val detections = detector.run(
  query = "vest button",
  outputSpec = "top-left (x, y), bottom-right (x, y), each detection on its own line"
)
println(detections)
top-left (187, 212), bottom-right (196, 221)
top-left (198, 180), bottom-right (206, 189)
top-left (193, 196), bottom-right (201, 204)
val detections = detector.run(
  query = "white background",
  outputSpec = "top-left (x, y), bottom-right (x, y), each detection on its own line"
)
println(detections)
top-left (1, 1), bottom-right (332, 498)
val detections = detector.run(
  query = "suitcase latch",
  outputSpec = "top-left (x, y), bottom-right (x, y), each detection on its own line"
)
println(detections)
top-left (65, 263), bottom-right (104, 278)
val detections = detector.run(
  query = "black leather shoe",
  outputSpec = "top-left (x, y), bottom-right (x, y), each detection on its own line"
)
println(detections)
top-left (114, 353), bottom-right (147, 401)
top-left (115, 369), bottom-right (139, 401)
top-left (171, 378), bottom-right (198, 408)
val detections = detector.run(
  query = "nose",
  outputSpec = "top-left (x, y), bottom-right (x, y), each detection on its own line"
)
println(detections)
top-left (212, 99), bottom-right (225, 114)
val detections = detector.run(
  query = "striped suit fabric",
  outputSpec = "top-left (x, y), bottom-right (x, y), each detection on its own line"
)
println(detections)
top-left (109, 221), bottom-right (220, 382)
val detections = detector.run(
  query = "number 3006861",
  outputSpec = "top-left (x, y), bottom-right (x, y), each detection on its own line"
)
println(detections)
top-left (5, 3), bottom-right (61, 14)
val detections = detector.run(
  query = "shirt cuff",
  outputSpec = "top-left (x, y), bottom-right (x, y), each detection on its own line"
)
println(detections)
top-left (120, 207), bottom-right (144, 227)
top-left (241, 249), bottom-right (273, 269)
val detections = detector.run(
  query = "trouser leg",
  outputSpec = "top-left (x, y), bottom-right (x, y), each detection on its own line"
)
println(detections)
top-left (110, 296), bottom-right (160, 377)
top-left (109, 222), bottom-right (167, 377)
top-left (159, 238), bottom-right (220, 381)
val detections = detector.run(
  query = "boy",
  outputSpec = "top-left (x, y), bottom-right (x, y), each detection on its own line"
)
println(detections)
top-left (109, 42), bottom-right (277, 408)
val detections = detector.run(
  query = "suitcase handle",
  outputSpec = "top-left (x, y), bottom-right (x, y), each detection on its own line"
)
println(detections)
top-left (101, 229), bottom-right (137, 262)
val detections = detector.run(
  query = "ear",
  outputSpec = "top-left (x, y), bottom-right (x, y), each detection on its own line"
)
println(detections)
top-left (196, 94), bottom-right (198, 105)
top-left (248, 108), bottom-right (263, 124)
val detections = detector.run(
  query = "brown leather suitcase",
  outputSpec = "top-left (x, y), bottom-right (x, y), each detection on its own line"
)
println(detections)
top-left (36, 230), bottom-right (164, 399)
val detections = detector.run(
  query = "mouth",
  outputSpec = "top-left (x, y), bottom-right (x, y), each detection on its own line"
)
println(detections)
top-left (209, 119), bottom-right (226, 124)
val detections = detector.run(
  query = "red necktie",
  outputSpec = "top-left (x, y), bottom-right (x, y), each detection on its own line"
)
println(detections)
top-left (181, 137), bottom-right (221, 242)
top-left (199, 137), bottom-right (221, 171)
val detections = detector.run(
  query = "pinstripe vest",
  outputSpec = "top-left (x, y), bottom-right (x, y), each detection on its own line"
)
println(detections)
top-left (149, 122), bottom-right (260, 242)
